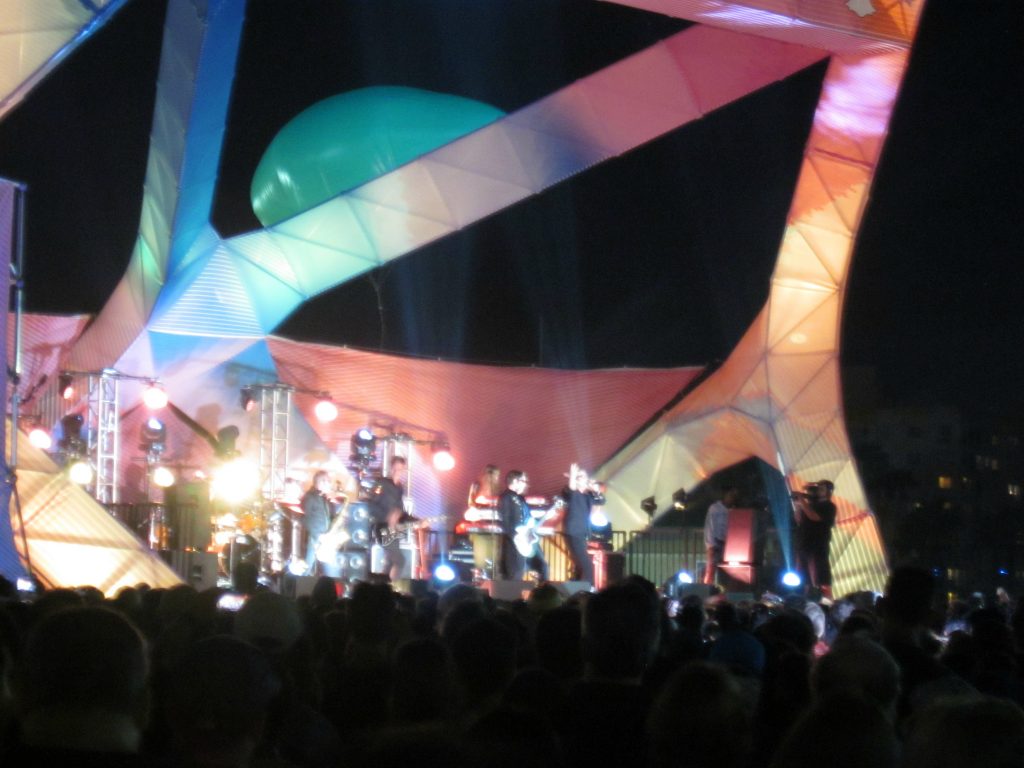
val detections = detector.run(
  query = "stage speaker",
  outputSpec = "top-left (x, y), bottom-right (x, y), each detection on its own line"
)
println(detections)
top-left (723, 508), bottom-right (756, 564)
top-left (719, 564), bottom-right (757, 590)
top-left (590, 551), bottom-right (625, 590)
top-left (554, 580), bottom-right (592, 597)
top-left (167, 481), bottom-right (212, 552)
top-left (166, 550), bottom-right (218, 592)
top-left (481, 579), bottom-right (532, 601)
top-left (337, 547), bottom-right (370, 582)
top-left (370, 543), bottom-right (417, 579)
top-left (345, 502), bottom-right (373, 549)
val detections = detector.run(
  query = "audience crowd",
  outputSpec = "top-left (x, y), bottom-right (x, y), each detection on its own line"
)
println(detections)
top-left (1, 565), bottom-right (1023, 767)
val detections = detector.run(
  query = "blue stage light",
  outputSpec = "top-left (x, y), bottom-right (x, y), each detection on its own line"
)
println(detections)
top-left (782, 571), bottom-right (802, 588)
top-left (433, 562), bottom-right (456, 583)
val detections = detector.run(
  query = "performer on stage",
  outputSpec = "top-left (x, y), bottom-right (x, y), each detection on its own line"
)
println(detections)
top-left (370, 456), bottom-right (411, 581)
top-left (703, 487), bottom-right (738, 584)
top-left (562, 463), bottom-right (603, 584)
top-left (468, 464), bottom-right (502, 507)
top-left (301, 471), bottom-right (338, 576)
top-left (793, 479), bottom-right (836, 601)
top-left (498, 470), bottom-right (547, 581)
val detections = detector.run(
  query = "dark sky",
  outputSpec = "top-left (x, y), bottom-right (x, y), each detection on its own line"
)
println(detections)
top-left (0, 0), bottom-right (1020, 415)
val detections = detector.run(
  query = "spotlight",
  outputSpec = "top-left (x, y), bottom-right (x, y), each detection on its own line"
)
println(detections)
top-left (432, 442), bottom-right (455, 472)
top-left (28, 427), bottom-right (52, 450)
top-left (68, 459), bottom-right (93, 485)
top-left (640, 496), bottom-right (657, 517)
top-left (314, 396), bottom-right (338, 423)
top-left (152, 465), bottom-right (175, 488)
top-left (239, 386), bottom-right (256, 412)
top-left (588, 509), bottom-right (612, 546)
top-left (216, 425), bottom-right (240, 458)
top-left (672, 488), bottom-right (687, 511)
top-left (350, 428), bottom-right (377, 465)
top-left (661, 569), bottom-right (695, 601)
top-left (782, 571), bottom-right (802, 589)
top-left (58, 372), bottom-right (75, 400)
top-left (140, 416), bottom-right (167, 454)
top-left (58, 414), bottom-right (85, 454)
top-left (211, 458), bottom-right (260, 504)
top-left (676, 570), bottom-right (695, 585)
top-left (433, 562), bottom-right (456, 583)
top-left (142, 382), bottom-right (168, 410)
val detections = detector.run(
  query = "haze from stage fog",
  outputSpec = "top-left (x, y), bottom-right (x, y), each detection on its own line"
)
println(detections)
top-left (0, 0), bottom-right (1019, 417)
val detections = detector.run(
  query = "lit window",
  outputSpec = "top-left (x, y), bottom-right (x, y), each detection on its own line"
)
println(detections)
top-left (1010, 484), bottom-right (1022, 498)
top-left (937, 476), bottom-right (953, 490)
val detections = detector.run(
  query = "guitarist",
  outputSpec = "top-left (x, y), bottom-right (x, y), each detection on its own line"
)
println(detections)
top-left (369, 456), bottom-right (411, 581)
top-left (301, 471), bottom-right (340, 576)
top-left (498, 470), bottom-right (548, 582)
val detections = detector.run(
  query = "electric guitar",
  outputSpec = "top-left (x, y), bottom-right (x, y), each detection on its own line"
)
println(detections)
top-left (315, 497), bottom-right (350, 563)
top-left (514, 498), bottom-right (564, 557)
top-left (375, 519), bottom-right (427, 547)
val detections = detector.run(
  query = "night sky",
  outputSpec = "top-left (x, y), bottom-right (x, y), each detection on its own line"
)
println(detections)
top-left (0, 0), bottom-right (1020, 416)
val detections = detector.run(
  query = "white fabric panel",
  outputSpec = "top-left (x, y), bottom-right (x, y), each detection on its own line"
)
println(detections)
top-left (8, 428), bottom-right (182, 595)
top-left (0, 1), bottom-right (128, 120)
top-left (598, 0), bottom-right (922, 52)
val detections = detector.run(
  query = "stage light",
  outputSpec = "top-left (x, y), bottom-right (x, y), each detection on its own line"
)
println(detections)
top-left (58, 372), bottom-right (75, 401)
top-left (350, 428), bottom-right (377, 464)
top-left (588, 508), bottom-right (613, 546)
top-left (640, 496), bottom-right (657, 516)
top-left (58, 414), bottom-right (85, 454)
top-left (211, 458), bottom-right (260, 504)
top-left (782, 571), bottom-right (802, 588)
top-left (239, 386), bottom-right (256, 412)
top-left (433, 562), bottom-right (456, 583)
top-left (216, 425), bottom-right (240, 458)
top-left (314, 396), bottom-right (338, 423)
top-left (28, 427), bottom-right (52, 450)
top-left (676, 570), bottom-right (695, 584)
top-left (68, 459), bottom-right (93, 485)
top-left (152, 465), bottom-right (175, 488)
top-left (672, 488), bottom-right (687, 511)
top-left (142, 382), bottom-right (168, 410)
top-left (432, 442), bottom-right (455, 472)
top-left (140, 416), bottom-right (167, 454)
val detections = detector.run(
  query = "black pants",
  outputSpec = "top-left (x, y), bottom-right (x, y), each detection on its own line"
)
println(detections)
top-left (566, 534), bottom-right (593, 583)
top-left (500, 538), bottom-right (547, 581)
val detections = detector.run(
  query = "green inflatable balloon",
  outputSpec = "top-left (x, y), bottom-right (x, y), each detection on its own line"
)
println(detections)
top-left (251, 86), bottom-right (505, 227)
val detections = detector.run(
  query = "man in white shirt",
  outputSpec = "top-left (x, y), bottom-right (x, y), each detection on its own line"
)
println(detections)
top-left (703, 487), bottom-right (738, 584)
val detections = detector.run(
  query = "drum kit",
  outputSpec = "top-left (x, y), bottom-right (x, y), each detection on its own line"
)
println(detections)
top-left (211, 501), bottom-right (305, 580)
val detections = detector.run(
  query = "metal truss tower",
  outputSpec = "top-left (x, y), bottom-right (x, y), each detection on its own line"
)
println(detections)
top-left (87, 370), bottom-right (120, 505)
top-left (257, 384), bottom-right (291, 501)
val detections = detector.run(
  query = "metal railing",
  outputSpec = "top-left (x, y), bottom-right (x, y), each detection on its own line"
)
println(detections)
top-left (103, 503), bottom-right (708, 589)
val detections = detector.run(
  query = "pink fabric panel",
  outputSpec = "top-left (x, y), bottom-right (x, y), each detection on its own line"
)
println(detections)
top-left (266, 337), bottom-right (701, 510)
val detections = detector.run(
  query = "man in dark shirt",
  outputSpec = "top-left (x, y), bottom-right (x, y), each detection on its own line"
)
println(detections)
top-left (562, 463), bottom-right (603, 585)
top-left (793, 479), bottom-right (837, 601)
top-left (369, 456), bottom-right (409, 581)
top-left (497, 470), bottom-right (547, 581)
top-left (301, 471), bottom-right (337, 576)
